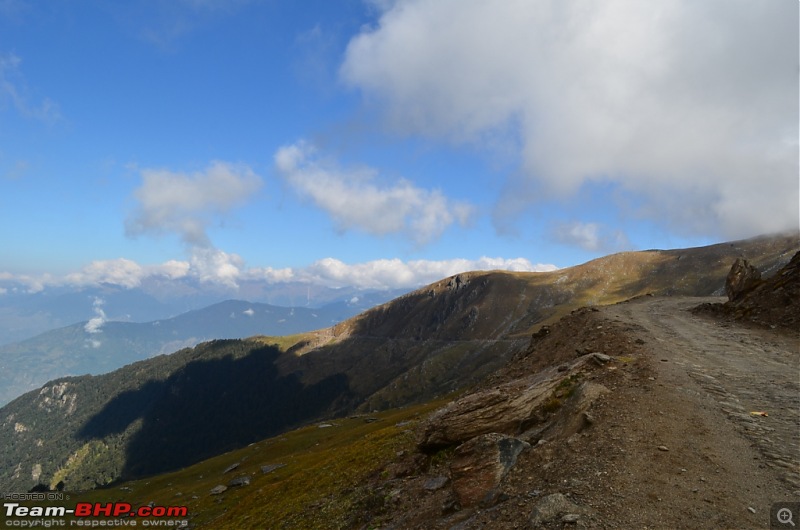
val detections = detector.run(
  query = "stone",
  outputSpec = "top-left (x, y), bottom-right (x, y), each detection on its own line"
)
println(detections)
top-left (725, 258), bottom-right (761, 301)
top-left (210, 485), bottom-right (227, 495)
top-left (385, 453), bottom-right (426, 479)
top-left (261, 464), bottom-right (286, 474)
top-left (228, 476), bottom-right (251, 487)
top-left (530, 493), bottom-right (592, 526)
top-left (590, 353), bottom-right (611, 365)
top-left (223, 462), bottom-right (240, 474)
top-left (423, 476), bottom-right (449, 491)
top-left (449, 433), bottom-right (529, 508)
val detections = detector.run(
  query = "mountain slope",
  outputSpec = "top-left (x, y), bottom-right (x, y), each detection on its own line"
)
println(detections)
top-left (0, 299), bottom-right (371, 406)
top-left (0, 232), bottom-right (796, 492)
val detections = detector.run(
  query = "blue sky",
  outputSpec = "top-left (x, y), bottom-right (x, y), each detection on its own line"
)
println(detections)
top-left (1, 0), bottom-right (798, 293)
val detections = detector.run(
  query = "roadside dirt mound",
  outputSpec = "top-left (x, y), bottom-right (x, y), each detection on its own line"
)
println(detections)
top-left (349, 297), bottom-right (798, 529)
top-left (694, 250), bottom-right (800, 332)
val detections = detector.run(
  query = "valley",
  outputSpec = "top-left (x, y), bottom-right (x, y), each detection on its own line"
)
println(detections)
top-left (0, 233), bottom-right (797, 528)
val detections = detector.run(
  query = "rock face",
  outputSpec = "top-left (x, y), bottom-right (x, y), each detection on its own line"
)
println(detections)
top-left (449, 433), bottom-right (529, 508)
top-left (725, 258), bottom-right (762, 301)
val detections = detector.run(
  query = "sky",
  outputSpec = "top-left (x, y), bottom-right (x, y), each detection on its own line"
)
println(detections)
top-left (1, 0), bottom-right (798, 295)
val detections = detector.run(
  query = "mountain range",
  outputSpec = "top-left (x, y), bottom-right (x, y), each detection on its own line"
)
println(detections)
top-left (0, 232), bottom-right (797, 494)
top-left (0, 295), bottom-right (402, 406)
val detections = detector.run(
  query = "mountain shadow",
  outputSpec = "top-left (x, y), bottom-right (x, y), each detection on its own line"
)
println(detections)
top-left (78, 341), bottom-right (352, 479)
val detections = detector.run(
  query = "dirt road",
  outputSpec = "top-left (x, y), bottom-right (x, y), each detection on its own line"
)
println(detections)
top-left (597, 296), bottom-right (800, 528)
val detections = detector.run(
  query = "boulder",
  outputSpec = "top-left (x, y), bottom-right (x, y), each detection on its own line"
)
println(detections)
top-left (209, 485), bottom-right (227, 495)
top-left (419, 373), bottom-right (559, 450)
top-left (418, 356), bottom-right (601, 451)
top-left (725, 258), bottom-right (761, 301)
top-left (449, 433), bottom-right (529, 508)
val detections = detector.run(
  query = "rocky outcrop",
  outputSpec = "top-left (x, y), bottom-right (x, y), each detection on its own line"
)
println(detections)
top-left (725, 258), bottom-right (762, 301)
top-left (418, 354), bottom-right (607, 451)
top-left (696, 250), bottom-right (800, 330)
top-left (449, 433), bottom-right (529, 508)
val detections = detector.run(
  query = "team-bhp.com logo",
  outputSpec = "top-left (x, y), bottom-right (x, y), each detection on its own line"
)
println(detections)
top-left (4, 502), bottom-right (188, 526)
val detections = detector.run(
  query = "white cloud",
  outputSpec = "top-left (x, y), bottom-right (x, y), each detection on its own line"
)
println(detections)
top-left (274, 140), bottom-right (475, 245)
top-left (125, 161), bottom-right (262, 246)
top-left (249, 256), bottom-right (557, 290)
top-left (0, 271), bottom-right (51, 293)
top-left (551, 221), bottom-right (631, 253)
top-left (152, 260), bottom-right (192, 280)
top-left (84, 297), bottom-right (106, 334)
top-left (341, 0), bottom-right (799, 239)
top-left (0, 52), bottom-right (61, 123)
top-left (66, 258), bottom-right (145, 289)
top-left (2, 255), bottom-right (556, 294)
top-left (189, 247), bottom-right (243, 288)
top-left (242, 308), bottom-right (255, 316)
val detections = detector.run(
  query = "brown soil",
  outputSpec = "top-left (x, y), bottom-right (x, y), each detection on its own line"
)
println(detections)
top-left (362, 296), bottom-right (799, 529)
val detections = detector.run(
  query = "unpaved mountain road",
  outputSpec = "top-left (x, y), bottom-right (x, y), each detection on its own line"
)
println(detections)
top-left (596, 295), bottom-right (799, 528)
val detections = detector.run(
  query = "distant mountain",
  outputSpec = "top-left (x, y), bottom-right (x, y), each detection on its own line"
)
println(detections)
top-left (0, 281), bottom-right (407, 347)
top-left (0, 233), bottom-right (796, 492)
top-left (0, 298), bottom-right (392, 406)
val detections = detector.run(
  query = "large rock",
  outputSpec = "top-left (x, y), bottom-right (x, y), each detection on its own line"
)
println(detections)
top-left (450, 433), bottom-right (529, 508)
top-left (725, 258), bottom-right (761, 301)
top-left (418, 356), bottom-right (601, 451)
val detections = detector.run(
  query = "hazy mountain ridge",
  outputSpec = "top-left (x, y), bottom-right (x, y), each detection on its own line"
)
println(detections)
top-left (0, 233), bottom-right (797, 492)
top-left (0, 298), bottom-right (387, 406)
top-left (0, 281), bottom-right (408, 347)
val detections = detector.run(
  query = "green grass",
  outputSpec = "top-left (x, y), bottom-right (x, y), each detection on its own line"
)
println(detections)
top-left (1, 399), bottom-right (447, 529)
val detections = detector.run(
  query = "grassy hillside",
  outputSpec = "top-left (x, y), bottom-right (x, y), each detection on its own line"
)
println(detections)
top-left (0, 400), bottom-right (447, 529)
top-left (1, 233), bottom-right (796, 493)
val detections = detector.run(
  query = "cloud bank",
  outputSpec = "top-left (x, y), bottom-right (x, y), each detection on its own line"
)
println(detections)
top-left (248, 256), bottom-right (554, 290)
top-left (0, 256), bottom-right (556, 293)
top-left (275, 141), bottom-right (475, 245)
top-left (341, 0), bottom-right (799, 239)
